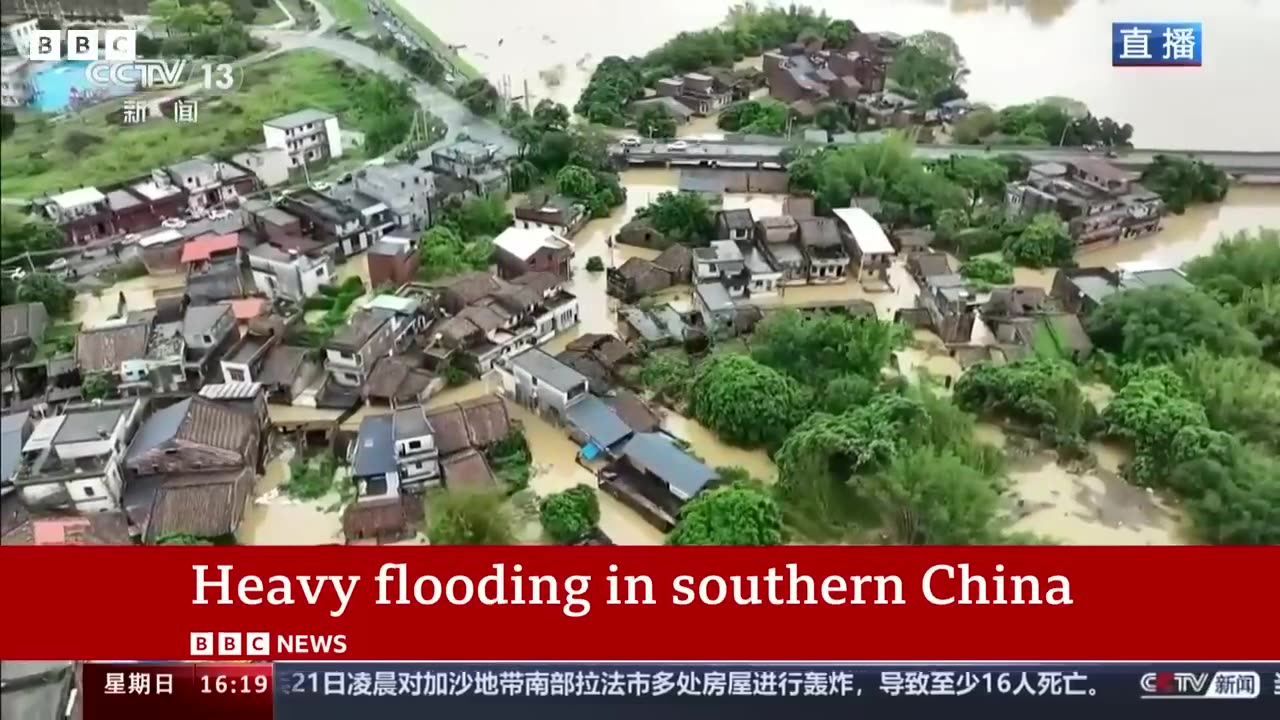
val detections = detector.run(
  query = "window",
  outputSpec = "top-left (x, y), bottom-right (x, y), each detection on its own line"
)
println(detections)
top-left (202, 334), bottom-right (214, 345)
top-left (83, 486), bottom-right (96, 497)
top-left (226, 367), bottom-right (247, 383)
top-left (407, 440), bottom-right (420, 450)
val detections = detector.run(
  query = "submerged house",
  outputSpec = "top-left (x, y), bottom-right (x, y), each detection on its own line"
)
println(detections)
top-left (598, 432), bottom-right (718, 531)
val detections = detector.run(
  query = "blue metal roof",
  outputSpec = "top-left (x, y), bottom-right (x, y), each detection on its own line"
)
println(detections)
top-left (352, 414), bottom-right (397, 478)
top-left (565, 396), bottom-right (632, 450)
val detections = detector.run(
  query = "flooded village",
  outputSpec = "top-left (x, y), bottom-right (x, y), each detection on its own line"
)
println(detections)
top-left (2, 0), bottom-right (1278, 552)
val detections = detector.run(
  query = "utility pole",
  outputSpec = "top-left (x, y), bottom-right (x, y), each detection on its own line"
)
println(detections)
top-left (524, 80), bottom-right (531, 114)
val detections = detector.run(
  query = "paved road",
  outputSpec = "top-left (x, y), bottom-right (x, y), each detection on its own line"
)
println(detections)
top-left (253, 8), bottom-right (514, 155)
top-left (611, 139), bottom-right (1280, 177)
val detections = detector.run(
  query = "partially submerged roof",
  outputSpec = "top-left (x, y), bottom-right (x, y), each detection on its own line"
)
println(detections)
top-left (127, 396), bottom-right (255, 460)
top-left (565, 395), bottom-right (632, 449)
top-left (329, 309), bottom-right (391, 350)
top-left (695, 282), bottom-right (735, 313)
top-left (509, 348), bottom-right (588, 393)
top-left (832, 207), bottom-right (894, 255)
top-left (441, 449), bottom-right (499, 492)
top-left (264, 107), bottom-right (335, 129)
top-left (492, 226), bottom-right (571, 261)
top-left (76, 322), bottom-right (149, 372)
top-left (620, 432), bottom-right (717, 501)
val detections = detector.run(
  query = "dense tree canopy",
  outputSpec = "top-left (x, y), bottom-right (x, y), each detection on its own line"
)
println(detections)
top-left (539, 485), bottom-right (601, 543)
top-left (717, 99), bottom-right (790, 135)
top-left (634, 105), bottom-right (677, 139)
top-left (750, 309), bottom-right (905, 389)
top-left (1085, 286), bottom-right (1259, 364)
top-left (504, 103), bottom-right (628, 217)
top-left (953, 358), bottom-right (1098, 450)
top-left (633, 191), bottom-right (715, 245)
top-left (574, 57), bottom-right (646, 125)
top-left (1140, 155), bottom-right (1230, 213)
top-left (1001, 212), bottom-right (1073, 268)
top-left (959, 257), bottom-right (1014, 287)
top-left (1184, 228), bottom-right (1280, 303)
top-left (889, 31), bottom-right (968, 105)
top-left (418, 226), bottom-right (494, 280)
top-left (555, 165), bottom-right (597, 200)
top-left (668, 482), bottom-right (783, 545)
top-left (688, 354), bottom-right (811, 448)
top-left (0, 208), bottom-right (61, 265)
top-left (427, 491), bottom-right (516, 545)
top-left (15, 272), bottom-right (76, 318)
top-left (868, 448), bottom-right (1006, 544)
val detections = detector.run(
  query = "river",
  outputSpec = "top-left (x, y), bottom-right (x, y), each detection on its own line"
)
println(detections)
top-left (404, 0), bottom-right (1280, 151)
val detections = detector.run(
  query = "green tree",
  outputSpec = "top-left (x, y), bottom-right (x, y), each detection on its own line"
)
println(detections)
top-left (443, 194), bottom-right (513, 240)
top-left (418, 226), bottom-right (492, 280)
top-left (688, 354), bottom-right (811, 448)
top-left (149, 0), bottom-right (181, 32)
top-left (953, 357), bottom-right (1098, 448)
top-left (457, 78), bottom-right (501, 116)
top-left (935, 155), bottom-right (1008, 212)
top-left (1175, 350), bottom-right (1280, 452)
top-left (555, 165), bottom-right (597, 199)
top-left (1086, 286), bottom-right (1260, 364)
top-left (1235, 285), bottom-right (1280, 365)
top-left (866, 448), bottom-right (1005, 544)
top-left (959, 257), bottom-right (1014, 286)
top-left (1, 208), bottom-right (61, 265)
top-left (634, 353), bottom-right (695, 404)
top-left (16, 272), bottom-right (75, 318)
top-left (634, 191), bottom-right (715, 245)
top-left (1002, 212), bottom-right (1073, 268)
top-left (0, 110), bottom-right (15, 140)
top-left (155, 533), bottom-right (214, 545)
top-left (889, 31), bottom-right (967, 102)
top-left (813, 103), bottom-right (851, 134)
top-left (585, 256), bottom-right (605, 272)
top-left (539, 485), bottom-right (600, 543)
top-left (950, 106), bottom-right (997, 144)
top-left (716, 99), bottom-right (789, 135)
top-left (532, 99), bottom-right (570, 131)
top-left (750, 308), bottom-right (905, 388)
top-left (82, 372), bottom-right (112, 400)
top-left (1140, 154), bottom-right (1230, 213)
top-left (1184, 228), bottom-right (1280, 303)
top-left (634, 105), bottom-right (677, 139)
top-left (823, 19), bottom-right (858, 49)
top-left (574, 56), bottom-right (645, 126)
top-left (427, 491), bottom-right (516, 545)
top-left (667, 483), bottom-right (783, 545)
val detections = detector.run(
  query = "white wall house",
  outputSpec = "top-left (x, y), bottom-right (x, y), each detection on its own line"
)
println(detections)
top-left (262, 108), bottom-right (343, 170)
top-left (498, 348), bottom-right (589, 416)
top-left (231, 145), bottom-right (292, 188)
top-left (14, 399), bottom-right (142, 513)
top-left (392, 406), bottom-right (440, 489)
top-left (248, 244), bottom-right (334, 302)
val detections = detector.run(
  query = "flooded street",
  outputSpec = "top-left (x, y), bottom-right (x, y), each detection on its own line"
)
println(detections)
top-left (71, 273), bottom-right (186, 327)
top-left (408, 0), bottom-right (1280, 151)
top-left (238, 445), bottom-right (345, 545)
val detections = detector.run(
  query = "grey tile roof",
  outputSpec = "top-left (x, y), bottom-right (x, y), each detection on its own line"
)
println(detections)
top-left (182, 304), bottom-right (231, 341)
top-left (696, 282), bottom-right (735, 312)
top-left (352, 413), bottom-right (397, 477)
top-left (509, 348), bottom-right (588, 393)
top-left (392, 406), bottom-right (433, 440)
top-left (1, 411), bottom-right (30, 483)
top-left (565, 396), bottom-right (633, 449)
top-left (622, 432), bottom-right (717, 499)
top-left (54, 406), bottom-right (127, 443)
top-left (127, 397), bottom-right (192, 460)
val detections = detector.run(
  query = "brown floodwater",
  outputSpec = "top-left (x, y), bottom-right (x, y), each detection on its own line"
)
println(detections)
top-left (238, 444), bottom-right (346, 545)
top-left (406, 0), bottom-right (1280, 151)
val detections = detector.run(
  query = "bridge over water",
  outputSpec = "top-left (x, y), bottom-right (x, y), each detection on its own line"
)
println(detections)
top-left (609, 138), bottom-right (1280, 181)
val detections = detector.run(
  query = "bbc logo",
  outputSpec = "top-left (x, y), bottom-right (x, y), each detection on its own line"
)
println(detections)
top-left (28, 28), bottom-right (139, 62)
top-left (190, 632), bottom-right (271, 657)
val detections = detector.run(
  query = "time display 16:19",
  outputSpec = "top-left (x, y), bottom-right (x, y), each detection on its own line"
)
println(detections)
top-left (201, 674), bottom-right (270, 694)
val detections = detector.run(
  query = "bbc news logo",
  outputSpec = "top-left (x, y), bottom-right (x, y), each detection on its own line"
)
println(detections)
top-left (1139, 671), bottom-right (1260, 699)
top-left (191, 632), bottom-right (272, 657)
top-left (1112, 22), bottom-right (1202, 67)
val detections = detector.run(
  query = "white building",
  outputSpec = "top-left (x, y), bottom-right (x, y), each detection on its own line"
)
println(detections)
top-left (41, 187), bottom-right (110, 225)
top-left (833, 207), bottom-right (896, 279)
top-left (262, 108), bottom-right (343, 170)
top-left (231, 144), bottom-right (292, 188)
top-left (248, 244), bottom-right (334, 302)
top-left (3, 19), bottom-right (38, 58)
top-left (391, 405), bottom-right (440, 489)
top-left (13, 399), bottom-right (143, 513)
top-left (498, 347), bottom-right (590, 416)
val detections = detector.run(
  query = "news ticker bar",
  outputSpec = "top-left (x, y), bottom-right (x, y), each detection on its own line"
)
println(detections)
top-left (82, 662), bottom-right (1280, 720)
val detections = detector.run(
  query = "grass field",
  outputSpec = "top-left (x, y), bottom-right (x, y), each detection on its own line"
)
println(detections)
top-left (252, 2), bottom-right (288, 25)
top-left (320, 0), bottom-right (374, 29)
top-left (0, 51), bottom-right (394, 198)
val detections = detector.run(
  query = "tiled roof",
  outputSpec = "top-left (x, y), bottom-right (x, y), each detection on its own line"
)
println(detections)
top-left (440, 449), bottom-right (498, 492)
top-left (143, 467), bottom-right (255, 542)
top-left (75, 322), bottom-right (149, 372)
top-left (181, 233), bottom-right (239, 263)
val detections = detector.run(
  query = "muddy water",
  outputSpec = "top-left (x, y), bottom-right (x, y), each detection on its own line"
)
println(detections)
top-left (72, 274), bottom-right (186, 328)
top-left (427, 380), bottom-right (667, 544)
top-left (409, 0), bottom-right (1280, 151)
top-left (238, 445), bottom-right (345, 545)
top-left (662, 412), bottom-right (778, 482)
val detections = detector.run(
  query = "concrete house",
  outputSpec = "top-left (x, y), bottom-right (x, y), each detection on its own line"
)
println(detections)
top-left (833, 207), bottom-right (895, 280)
top-left (262, 108), bottom-right (343, 171)
top-left (763, 49), bottom-right (863, 110)
top-left (693, 240), bottom-right (747, 284)
top-left (325, 308), bottom-right (398, 388)
top-left (714, 208), bottom-right (756, 243)
top-left (349, 163), bottom-right (438, 232)
top-left (248, 243), bottom-right (335, 302)
top-left (220, 329), bottom-right (319, 404)
top-left (1, 302), bottom-right (48, 369)
top-left (917, 273), bottom-right (978, 343)
top-left (694, 282), bottom-right (738, 336)
top-left (492, 226), bottom-right (574, 281)
top-left (75, 321), bottom-right (151, 384)
top-left (391, 405), bottom-right (441, 489)
top-left (1050, 264), bottom-right (1193, 315)
top-left (514, 192), bottom-right (588, 238)
top-left (360, 294), bottom-right (428, 352)
top-left (756, 215), bottom-right (806, 286)
top-left (430, 140), bottom-right (510, 197)
top-left (654, 72), bottom-right (733, 116)
top-left (231, 144), bottom-right (292, 188)
top-left (159, 156), bottom-right (253, 216)
top-left (1, 410), bottom-right (34, 493)
top-left (797, 217), bottom-right (851, 284)
top-left (351, 413), bottom-right (400, 499)
top-left (742, 245), bottom-right (782, 296)
top-left (499, 347), bottom-right (589, 417)
top-left (40, 187), bottom-right (114, 243)
top-left (1006, 160), bottom-right (1164, 244)
top-left (367, 236), bottom-right (420, 287)
top-left (13, 398), bottom-right (144, 513)
top-left (434, 273), bottom-right (579, 374)
top-left (282, 187), bottom-right (391, 260)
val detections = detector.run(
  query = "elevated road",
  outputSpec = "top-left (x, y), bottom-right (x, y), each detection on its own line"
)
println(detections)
top-left (609, 138), bottom-right (1280, 179)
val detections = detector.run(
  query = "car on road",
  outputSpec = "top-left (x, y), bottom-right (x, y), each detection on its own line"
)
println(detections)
top-left (620, 137), bottom-right (642, 147)
top-left (1105, 149), bottom-right (1119, 158)
top-left (46, 258), bottom-right (69, 272)
top-left (667, 140), bottom-right (689, 151)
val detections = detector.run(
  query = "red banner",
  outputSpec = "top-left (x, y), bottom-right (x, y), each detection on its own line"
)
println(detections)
top-left (2, 546), bottom-right (1276, 660)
